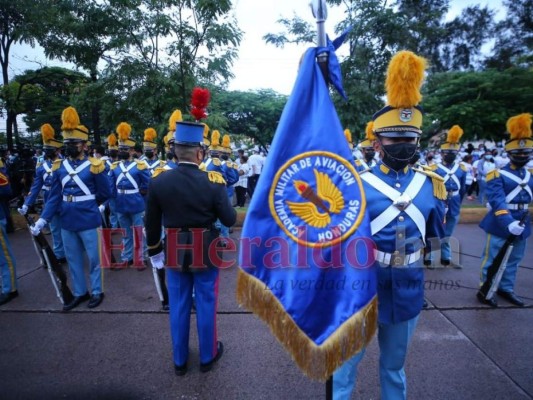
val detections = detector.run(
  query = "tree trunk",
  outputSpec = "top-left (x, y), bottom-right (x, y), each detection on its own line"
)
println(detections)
top-left (5, 113), bottom-right (14, 151)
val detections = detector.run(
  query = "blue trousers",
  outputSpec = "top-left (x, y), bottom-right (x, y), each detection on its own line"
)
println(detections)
top-left (109, 199), bottom-right (118, 229)
top-left (333, 315), bottom-right (419, 400)
top-left (215, 219), bottom-right (229, 239)
top-left (0, 219), bottom-right (17, 294)
top-left (50, 213), bottom-right (65, 259)
top-left (478, 179), bottom-right (487, 205)
top-left (441, 210), bottom-right (459, 261)
top-left (116, 211), bottom-right (146, 262)
top-left (480, 234), bottom-right (527, 292)
top-left (167, 267), bottom-right (219, 366)
top-left (61, 228), bottom-right (102, 296)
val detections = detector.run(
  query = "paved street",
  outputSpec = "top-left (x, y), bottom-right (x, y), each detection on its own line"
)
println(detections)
top-left (1, 224), bottom-right (532, 399)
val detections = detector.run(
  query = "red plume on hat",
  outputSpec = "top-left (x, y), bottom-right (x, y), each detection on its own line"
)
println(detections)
top-left (190, 87), bottom-right (210, 122)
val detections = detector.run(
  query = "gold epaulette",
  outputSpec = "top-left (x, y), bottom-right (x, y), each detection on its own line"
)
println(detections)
top-left (528, 168), bottom-right (533, 175)
top-left (0, 160), bottom-right (4, 168)
top-left (52, 159), bottom-right (62, 172)
top-left (212, 158), bottom-right (221, 167)
top-left (207, 171), bottom-right (226, 185)
top-left (36, 161), bottom-right (43, 169)
top-left (425, 164), bottom-right (438, 171)
top-left (89, 157), bottom-right (105, 174)
top-left (355, 160), bottom-right (362, 166)
top-left (460, 163), bottom-right (467, 172)
top-left (486, 169), bottom-right (500, 182)
top-left (413, 168), bottom-right (447, 200)
top-left (136, 160), bottom-right (147, 170)
top-left (199, 162), bottom-right (206, 171)
top-left (152, 167), bottom-right (166, 179)
top-left (232, 162), bottom-right (239, 170)
top-left (110, 161), bottom-right (120, 170)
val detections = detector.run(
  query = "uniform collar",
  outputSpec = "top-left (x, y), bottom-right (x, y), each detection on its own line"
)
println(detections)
top-left (378, 162), bottom-right (409, 176)
top-left (178, 161), bottom-right (199, 168)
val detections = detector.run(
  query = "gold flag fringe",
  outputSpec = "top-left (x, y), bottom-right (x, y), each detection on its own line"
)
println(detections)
top-left (236, 269), bottom-right (378, 381)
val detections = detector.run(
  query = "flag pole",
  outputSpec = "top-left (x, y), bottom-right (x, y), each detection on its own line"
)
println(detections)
top-left (310, 0), bottom-right (329, 83)
top-left (310, 1), bottom-right (333, 397)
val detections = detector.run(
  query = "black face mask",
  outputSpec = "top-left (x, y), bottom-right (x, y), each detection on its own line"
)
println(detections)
top-left (44, 149), bottom-right (57, 160)
top-left (510, 154), bottom-right (530, 168)
top-left (118, 151), bottom-right (130, 160)
top-left (221, 154), bottom-right (229, 161)
top-left (443, 153), bottom-right (457, 164)
top-left (144, 151), bottom-right (154, 158)
top-left (66, 144), bottom-right (82, 159)
top-left (381, 143), bottom-right (418, 171)
top-left (166, 152), bottom-right (174, 160)
top-left (364, 151), bottom-right (375, 163)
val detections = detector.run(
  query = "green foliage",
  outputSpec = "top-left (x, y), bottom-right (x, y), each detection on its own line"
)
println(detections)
top-left (422, 68), bottom-right (533, 141)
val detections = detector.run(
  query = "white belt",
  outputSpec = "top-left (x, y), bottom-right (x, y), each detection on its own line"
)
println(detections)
top-left (63, 194), bottom-right (96, 202)
top-left (374, 249), bottom-right (422, 267)
top-left (117, 189), bottom-right (140, 194)
top-left (42, 186), bottom-right (51, 191)
top-left (507, 203), bottom-right (529, 210)
top-left (448, 190), bottom-right (459, 197)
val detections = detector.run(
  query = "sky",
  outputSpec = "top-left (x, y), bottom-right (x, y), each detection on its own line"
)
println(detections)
top-left (7, 0), bottom-right (505, 98)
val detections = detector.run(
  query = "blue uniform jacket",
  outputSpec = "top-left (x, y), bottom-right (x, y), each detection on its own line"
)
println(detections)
top-left (42, 157), bottom-right (111, 231)
top-left (479, 165), bottom-right (533, 240)
top-left (362, 163), bottom-right (446, 324)
top-left (109, 160), bottom-right (150, 214)
top-left (433, 162), bottom-right (467, 217)
top-left (221, 160), bottom-right (239, 198)
top-left (25, 160), bottom-right (55, 206)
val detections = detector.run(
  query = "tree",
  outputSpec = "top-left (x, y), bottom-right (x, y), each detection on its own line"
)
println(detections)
top-left (0, 0), bottom-right (42, 149)
top-left (422, 68), bottom-right (533, 141)
top-left (484, 0), bottom-right (533, 69)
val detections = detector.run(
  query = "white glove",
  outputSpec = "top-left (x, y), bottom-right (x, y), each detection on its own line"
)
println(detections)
top-left (30, 218), bottom-right (47, 236)
top-left (508, 221), bottom-right (525, 236)
top-left (18, 204), bottom-right (28, 215)
top-left (486, 203), bottom-right (492, 211)
top-left (150, 252), bottom-right (165, 269)
top-left (98, 204), bottom-right (106, 213)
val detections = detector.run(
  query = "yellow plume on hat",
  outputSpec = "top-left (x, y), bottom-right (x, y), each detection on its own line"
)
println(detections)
top-left (144, 127), bottom-right (157, 142)
top-left (164, 131), bottom-right (173, 146)
top-left (344, 129), bottom-right (352, 143)
top-left (41, 124), bottom-right (55, 142)
top-left (222, 134), bottom-right (230, 148)
top-left (211, 130), bottom-right (221, 147)
top-left (107, 133), bottom-right (117, 146)
top-left (168, 110), bottom-right (182, 131)
top-left (77, 125), bottom-right (89, 135)
top-left (61, 107), bottom-right (80, 130)
top-left (385, 51), bottom-right (426, 108)
top-left (116, 122), bottom-right (132, 141)
top-left (446, 125), bottom-right (464, 144)
top-left (365, 121), bottom-right (375, 141)
top-left (507, 113), bottom-right (532, 140)
top-left (203, 123), bottom-right (210, 145)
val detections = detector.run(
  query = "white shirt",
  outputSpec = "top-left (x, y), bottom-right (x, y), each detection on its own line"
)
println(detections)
top-left (248, 153), bottom-right (261, 175)
top-left (236, 163), bottom-right (252, 188)
top-left (461, 162), bottom-right (474, 185)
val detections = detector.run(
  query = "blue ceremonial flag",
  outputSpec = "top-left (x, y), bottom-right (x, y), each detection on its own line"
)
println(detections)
top-left (236, 46), bottom-right (377, 381)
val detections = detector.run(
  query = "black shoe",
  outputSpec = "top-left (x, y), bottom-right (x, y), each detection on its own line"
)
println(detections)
top-left (423, 259), bottom-right (432, 266)
top-left (0, 290), bottom-right (18, 306)
top-left (63, 292), bottom-right (90, 311)
top-left (162, 303), bottom-right (169, 311)
top-left (88, 293), bottom-right (105, 309)
top-left (422, 299), bottom-right (428, 309)
top-left (217, 240), bottom-right (227, 248)
top-left (477, 291), bottom-right (498, 308)
top-left (174, 363), bottom-right (187, 376)
top-left (200, 341), bottom-right (224, 372)
top-left (57, 257), bottom-right (67, 264)
top-left (440, 259), bottom-right (451, 267)
top-left (497, 290), bottom-right (525, 307)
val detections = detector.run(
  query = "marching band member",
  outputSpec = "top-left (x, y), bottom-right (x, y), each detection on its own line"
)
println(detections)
top-left (334, 51), bottom-right (446, 400)
top-left (19, 124), bottom-right (66, 263)
top-left (109, 122), bottom-right (150, 267)
top-left (478, 113), bottom-right (533, 307)
top-left (355, 121), bottom-right (378, 173)
top-left (30, 107), bottom-right (111, 311)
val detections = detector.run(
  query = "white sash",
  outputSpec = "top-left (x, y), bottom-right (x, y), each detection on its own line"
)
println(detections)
top-left (499, 169), bottom-right (532, 203)
top-left (61, 160), bottom-right (92, 196)
top-left (42, 162), bottom-right (52, 182)
top-left (437, 163), bottom-right (461, 192)
top-left (117, 162), bottom-right (139, 190)
top-left (361, 172), bottom-right (427, 241)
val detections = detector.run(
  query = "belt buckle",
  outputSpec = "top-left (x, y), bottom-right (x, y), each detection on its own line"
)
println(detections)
top-left (392, 250), bottom-right (404, 266)
top-left (67, 195), bottom-right (73, 202)
top-left (518, 204), bottom-right (525, 210)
